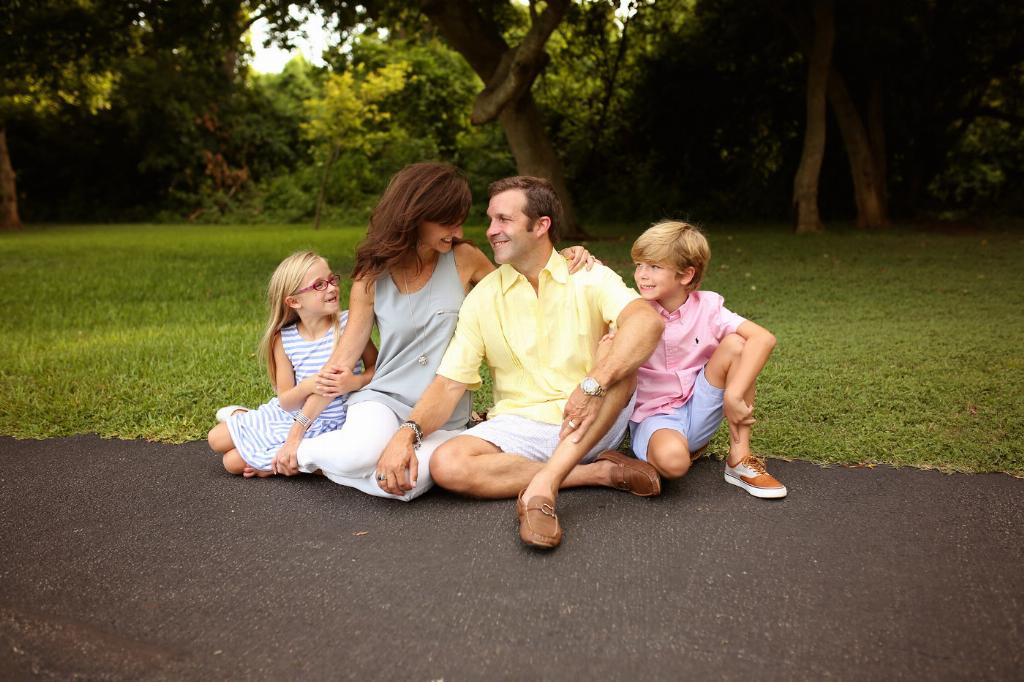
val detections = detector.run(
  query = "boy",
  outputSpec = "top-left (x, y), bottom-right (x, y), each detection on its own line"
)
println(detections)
top-left (629, 221), bottom-right (786, 498)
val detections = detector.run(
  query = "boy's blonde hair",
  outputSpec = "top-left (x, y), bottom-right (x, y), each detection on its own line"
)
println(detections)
top-left (630, 220), bottom-right (710, 293)
top-left (258, 250), bottom-right (340, 388)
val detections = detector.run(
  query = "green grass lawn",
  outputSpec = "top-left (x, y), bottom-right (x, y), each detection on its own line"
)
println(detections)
top-left (1, 222), bottom-right (1022, 475)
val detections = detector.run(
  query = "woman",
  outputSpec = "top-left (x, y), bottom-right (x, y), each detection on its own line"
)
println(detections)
top-left (271, 162), bottom-right (591, 500)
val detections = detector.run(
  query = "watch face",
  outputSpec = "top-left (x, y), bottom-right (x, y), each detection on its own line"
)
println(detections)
top-left (581, 377), bottom-right (599, 395)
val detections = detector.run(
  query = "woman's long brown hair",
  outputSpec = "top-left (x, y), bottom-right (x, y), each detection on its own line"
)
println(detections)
top-left (351, 162), bottom-right (472, 286)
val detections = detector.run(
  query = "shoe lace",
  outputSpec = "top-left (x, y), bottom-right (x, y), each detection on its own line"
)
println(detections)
top-left (743, 455), bottom-right (767, 475)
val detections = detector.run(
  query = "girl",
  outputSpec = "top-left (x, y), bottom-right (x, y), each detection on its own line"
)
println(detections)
top-left (207, 251), bottom-right (377, 477)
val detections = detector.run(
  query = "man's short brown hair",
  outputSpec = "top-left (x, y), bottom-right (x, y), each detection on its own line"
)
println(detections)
top-left (488, 176), bottom-right (563, 244)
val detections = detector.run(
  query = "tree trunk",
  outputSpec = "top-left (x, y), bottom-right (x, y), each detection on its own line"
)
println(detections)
top-left (867, 78), bottom-right (888, 212)
top-left (498, 93), bottom-right (577, 243)
top-left (586, 4), bottom-right (634, 170)
top-left (313, 146), bottom-right (340, 231)
top-left (792, 0), bottom-right (834, 234)
top-left (418, 0), bottom-right (584, 239)
top-left (498, 101), bottom-right (583, 240)
top-left (0, 125), bottom-right (22, 231)
top-left (827, 69), bottom-right (888, 228)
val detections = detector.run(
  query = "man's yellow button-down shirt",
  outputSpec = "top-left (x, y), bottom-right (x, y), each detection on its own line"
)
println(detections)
top-left (437, 249), bottom-right (639, 424)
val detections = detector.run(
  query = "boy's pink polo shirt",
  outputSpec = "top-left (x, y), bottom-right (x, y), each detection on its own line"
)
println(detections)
top-left (631, 291), bottom-right (747, 423)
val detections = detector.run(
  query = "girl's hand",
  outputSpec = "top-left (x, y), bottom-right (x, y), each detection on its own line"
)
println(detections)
top-left (273, 440), bottom-right (301, 476)
top-left (561, 245), bottom-right (599, 273)
top-left (315, 366), bottom-right (361, 397)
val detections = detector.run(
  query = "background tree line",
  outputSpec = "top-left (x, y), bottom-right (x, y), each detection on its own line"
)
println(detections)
top-left (2, 0), bottom-right (1022, 234)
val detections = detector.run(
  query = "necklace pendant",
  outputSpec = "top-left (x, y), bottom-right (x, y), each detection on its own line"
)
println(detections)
top-left (417, 354), bottom-right (428, 366)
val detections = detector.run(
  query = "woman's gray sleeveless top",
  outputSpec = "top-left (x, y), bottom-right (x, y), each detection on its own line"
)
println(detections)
top-left (348, 249), bottom-right (471, 431)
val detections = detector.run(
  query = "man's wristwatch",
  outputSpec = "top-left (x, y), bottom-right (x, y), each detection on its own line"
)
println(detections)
top-left (579, 376), bottom-right (607, 397)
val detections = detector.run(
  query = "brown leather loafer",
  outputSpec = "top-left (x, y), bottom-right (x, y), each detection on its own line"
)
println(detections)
top-left (516, 490), bottom-right (562, 549)
top-left (691, 445), bottom-right (709, 462)
top-left (596, 450), bottom-right (662, 497)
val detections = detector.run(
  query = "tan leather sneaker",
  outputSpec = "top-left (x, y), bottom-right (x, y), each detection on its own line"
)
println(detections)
top-left (724, 455), bottom-right (788, 499)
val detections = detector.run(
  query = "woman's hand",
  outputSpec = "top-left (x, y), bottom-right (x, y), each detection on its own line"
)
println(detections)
top-left (561, 245), bottom-right (599, 273)
top-left (314, 366), bottom-right (362, 397)
top-left (375, 429), bottom-right (418, 496)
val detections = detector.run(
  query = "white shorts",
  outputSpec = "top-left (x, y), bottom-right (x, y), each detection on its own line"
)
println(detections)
top-left (462, 392), bottom-right (636, 463)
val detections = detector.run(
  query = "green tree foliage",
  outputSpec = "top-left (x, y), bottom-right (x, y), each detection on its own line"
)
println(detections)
top-left (340, 36), bottom-right (515, 207)
top-left (554, 0), bottom-right (805, 222)
top-left (302, 60), bottom-right (412, 227)
top-left (3, 0), bottom-right (1022, 226)
top-left (0, 0), bottom-right (140, 228)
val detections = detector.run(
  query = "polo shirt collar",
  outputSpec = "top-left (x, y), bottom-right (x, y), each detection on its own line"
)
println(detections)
top-left (498, 248), bottom-right (567, 293)
top-left (652, 294), bottom-right (691, 321)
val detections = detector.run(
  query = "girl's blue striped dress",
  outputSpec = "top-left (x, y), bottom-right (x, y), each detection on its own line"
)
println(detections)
top-left (226, 312), bottom-right (358, 471)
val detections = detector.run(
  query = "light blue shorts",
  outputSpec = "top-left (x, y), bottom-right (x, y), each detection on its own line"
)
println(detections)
top-left (629, 368), bottom-right (725, 461)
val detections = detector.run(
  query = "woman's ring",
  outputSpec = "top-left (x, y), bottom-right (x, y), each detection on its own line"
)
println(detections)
top-left (567, 420), bottom-right (578, 429)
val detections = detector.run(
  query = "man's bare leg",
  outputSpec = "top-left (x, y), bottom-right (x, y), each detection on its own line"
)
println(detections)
top-left (429, 377), bottom-right (637, 500)
top-left (521, 375), bottom-right (636, 502)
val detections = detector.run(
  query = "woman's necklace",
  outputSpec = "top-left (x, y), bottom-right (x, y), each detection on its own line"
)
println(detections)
top-left (402, 259), bottom-right (435, 366)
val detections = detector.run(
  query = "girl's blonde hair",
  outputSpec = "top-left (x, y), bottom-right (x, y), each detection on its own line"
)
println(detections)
top-left (630, 220), bottom-right (710, 293)
top-left (258, 250), bottom-right (340, 387)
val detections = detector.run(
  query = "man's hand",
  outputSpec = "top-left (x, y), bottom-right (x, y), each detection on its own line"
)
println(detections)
top-left (375, 430), bottom-right (419, 496)
top-left (314, 366), bottom-right (361, 397)
top-left (273, 439), bottom-right (301, 476)
top-left (559, 386), bottom-right (603, 443)
top-left (724, 392), bottom-right (755, 444)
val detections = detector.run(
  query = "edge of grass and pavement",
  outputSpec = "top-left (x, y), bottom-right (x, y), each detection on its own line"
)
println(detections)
top-left (1, 221), bottom-right (1021, 475)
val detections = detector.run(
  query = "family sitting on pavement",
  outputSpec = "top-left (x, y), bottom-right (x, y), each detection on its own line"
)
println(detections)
top-left (210, 162), bottom-right (786, 550)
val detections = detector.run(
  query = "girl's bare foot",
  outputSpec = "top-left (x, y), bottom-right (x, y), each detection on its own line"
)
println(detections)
top-left (242, 466), bottom-right (275, 478)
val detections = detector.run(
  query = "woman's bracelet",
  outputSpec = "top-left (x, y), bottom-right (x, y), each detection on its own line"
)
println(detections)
top-left (399, 420), bottom-right (423, 450)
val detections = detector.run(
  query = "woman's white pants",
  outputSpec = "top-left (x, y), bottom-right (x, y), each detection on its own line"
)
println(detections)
top-left (296, 400), bottom-right (462, 502)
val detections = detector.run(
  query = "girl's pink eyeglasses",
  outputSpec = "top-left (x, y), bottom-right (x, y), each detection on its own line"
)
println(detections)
top-left (293, 273), bottom-right (340, 295)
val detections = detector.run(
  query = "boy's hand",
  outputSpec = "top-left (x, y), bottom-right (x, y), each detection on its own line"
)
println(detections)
top-left (724, 393), bottom-right (755, 444)
top-left (560, 245), bottom-right (600, 273)
top-left (315, 366), bottom-right (360, 396)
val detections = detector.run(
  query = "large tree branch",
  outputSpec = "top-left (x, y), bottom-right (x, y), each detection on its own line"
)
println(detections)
top-left (470, 0), bottom-right (569, 124)
top-left (418, 0), bottom-right (509, 79)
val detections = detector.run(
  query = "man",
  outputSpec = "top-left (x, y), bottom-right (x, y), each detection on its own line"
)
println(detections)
top-left (375, 176), bottom-right (665, 549)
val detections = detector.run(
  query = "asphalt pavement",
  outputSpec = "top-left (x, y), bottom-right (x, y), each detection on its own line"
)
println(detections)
top-left (1, 435), bottom-right (1022, 681)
